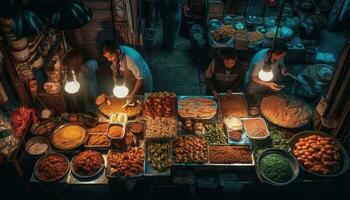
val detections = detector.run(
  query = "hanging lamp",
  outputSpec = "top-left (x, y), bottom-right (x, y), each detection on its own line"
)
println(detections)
top-left (258, 0), bottom-right (287, 82)
top-left (11, 9), bottom-right (45, 37)
top-left (50, 0), bottom-right (92, 30)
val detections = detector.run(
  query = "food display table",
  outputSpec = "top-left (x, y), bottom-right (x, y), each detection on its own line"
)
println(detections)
top-left (26, 92), bottom-right (349, 198)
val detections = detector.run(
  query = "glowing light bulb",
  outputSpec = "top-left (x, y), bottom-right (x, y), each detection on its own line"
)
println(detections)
top-left (258, 69), bottom-right (273, 82)
top-left (64, 81), bottom-right (80, 94)
top-left (113, 85), bottom-right (129, 98)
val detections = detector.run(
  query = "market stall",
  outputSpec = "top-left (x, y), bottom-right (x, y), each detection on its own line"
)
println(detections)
top-left (22, 91), bottom-right (349, 192)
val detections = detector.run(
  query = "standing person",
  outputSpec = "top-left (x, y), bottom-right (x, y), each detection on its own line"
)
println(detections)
top-left (245, 42), bottom-right (288, 106)
top-left (62, 49), bottom-right (99, 112)
top-left (101, 40), bottom-right (153, 101)
top-left (205, 49), bottom-right (245, 98)
top-left (159, 0), bottom-right (183, 50)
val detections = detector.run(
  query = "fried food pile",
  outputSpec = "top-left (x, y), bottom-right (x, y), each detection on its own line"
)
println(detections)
top-left (293, 134), bottom-right (342, 175)
top-left (107, 147), bottom-right (144, 176)
top-left (36, 154), bottom-right (68, 181)
top-left (72, 150), bottom-right (103, 176)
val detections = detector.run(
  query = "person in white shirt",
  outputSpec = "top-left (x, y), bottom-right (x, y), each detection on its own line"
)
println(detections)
top-left (101, 40), bottom-right (153, 101)
top-left (245, 42), bottom-right (288, 106)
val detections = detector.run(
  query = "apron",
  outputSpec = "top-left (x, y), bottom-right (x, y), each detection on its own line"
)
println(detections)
top-left (113, 56), bottom-right (144, 95)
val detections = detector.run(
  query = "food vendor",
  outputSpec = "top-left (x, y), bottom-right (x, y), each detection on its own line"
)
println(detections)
top-left (245, 42), bottom-right (288, 105)
top-left (101, 40), bottom-right (153, 101)
top-left (62, 49), bottom-right (99, 112)
top-left (205, 49), bottom-right (245, 98)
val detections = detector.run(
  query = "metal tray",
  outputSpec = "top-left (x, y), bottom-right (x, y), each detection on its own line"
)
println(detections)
top-left (241, 118), bottom-right (270, 140)
top-left (177, 96), bottom-right (221, 122)
top-left (144, 117), bottom-right (178, 140)
top-left (98, 95), bottom-right (144, 119)
top-left (68, 154), bottom-right (108, 184)
top-left (289, 131), bottom-right (350, 178)
top-left (105, 146), bottom-right (144, 179)
top-left (260, 94), bottom-right (312, 129)
top-left (206, 145), bottom-right (255, 167)
top-left (34, 153), bottom-right (70, 182)
top-left (172, 135), bottom-right (209, 166)
top-left (218, 93), bottom-right (249, 118)
top-left (70, 152), bottom-right (105, 179)
top-left (144, 140), bottom-right (172, 176)
top-left (51, 123), bottom-right (89, 150)
top-left (84, 133), bottom-right (111, 150)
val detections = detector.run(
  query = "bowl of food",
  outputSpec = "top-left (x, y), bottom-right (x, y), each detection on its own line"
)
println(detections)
top-left (108, 124), bottom-right (125, 139)
top-left (25, 136), bottom-right (50, 156)
top-left (289, 131), bottom-right (350, 177)
top-left (71, 150), bottom-right (105, 179)
top-left (34, 153), bottom-right (69, 182)
top-left (51, 123), bottom-right (88, 150)
top-left (256, 148), bottom-right (299, 186)
top-left (129, 122), bottom-right (144, 135)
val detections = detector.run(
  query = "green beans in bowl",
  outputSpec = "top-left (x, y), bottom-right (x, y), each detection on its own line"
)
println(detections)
top-left (256, 148), bottom-right (299, 186)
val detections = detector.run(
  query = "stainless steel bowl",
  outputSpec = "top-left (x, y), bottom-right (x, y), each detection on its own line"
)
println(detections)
top-left (70, 151), bottom-right (105, 179)
top-left (25, 136), bottom-right (50, 156)
top-left (208, 19), bottom-right (223, 31)
top-left (256, 148), bottom-right (299, 186)
top-left (34, 153), bottom-right (70, 182)
top-left (289, 131), bottom-right (350, 178)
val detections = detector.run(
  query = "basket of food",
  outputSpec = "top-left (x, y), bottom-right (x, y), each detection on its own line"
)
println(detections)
top-left (34, 153), bottom-right (69, 182)
top-left (256, 148), bottom-right (299, 186)
top-left (51, 123), bottom-right (88, 150)
top-left (289, 131), bottom-right (350, 177)
top-left (71, 150), bottom-right (105, 179)
top-left (210, 30), bottom-right (234, 48)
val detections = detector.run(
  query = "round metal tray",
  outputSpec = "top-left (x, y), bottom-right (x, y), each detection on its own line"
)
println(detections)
top-left (70, 152), bottom-right (105, 179)
top-left (25, 136), bottom-right (50, 156)
top-left (260, 94), bottom-right (312, 129)
top-left (51, 123), bottom-right (88, 150)
top-left (289, 131), bottom-right (350, 178)
top-left (256, 148), bottom-right (299, 186)
top-left (34, 153), bottom-right (70, 182)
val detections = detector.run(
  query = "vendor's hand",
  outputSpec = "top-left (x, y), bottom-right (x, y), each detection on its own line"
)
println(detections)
top-left (126, 94), bottom-right (135, 104)
top-left (212, 90), bottom-right (219, 98)
top-left (281, 67), bottom-right (288, 76)
top-left (267, 82), bottom-right (280, 92)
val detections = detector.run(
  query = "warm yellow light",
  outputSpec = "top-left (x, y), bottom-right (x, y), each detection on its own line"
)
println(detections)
top-left (258, 69), bottom-right (273, 82)
top-left (113, 85), bottom-right (129, 98)
top-left (64, 81), bottom-right (80, 94)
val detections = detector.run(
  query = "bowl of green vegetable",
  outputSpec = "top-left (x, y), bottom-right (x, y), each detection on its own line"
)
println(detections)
top-left (256, 148), bottom-right (299, 186)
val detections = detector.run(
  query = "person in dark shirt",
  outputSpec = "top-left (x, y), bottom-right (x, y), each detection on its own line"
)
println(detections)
top-left (205, 49), bottom-right (245, 98)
